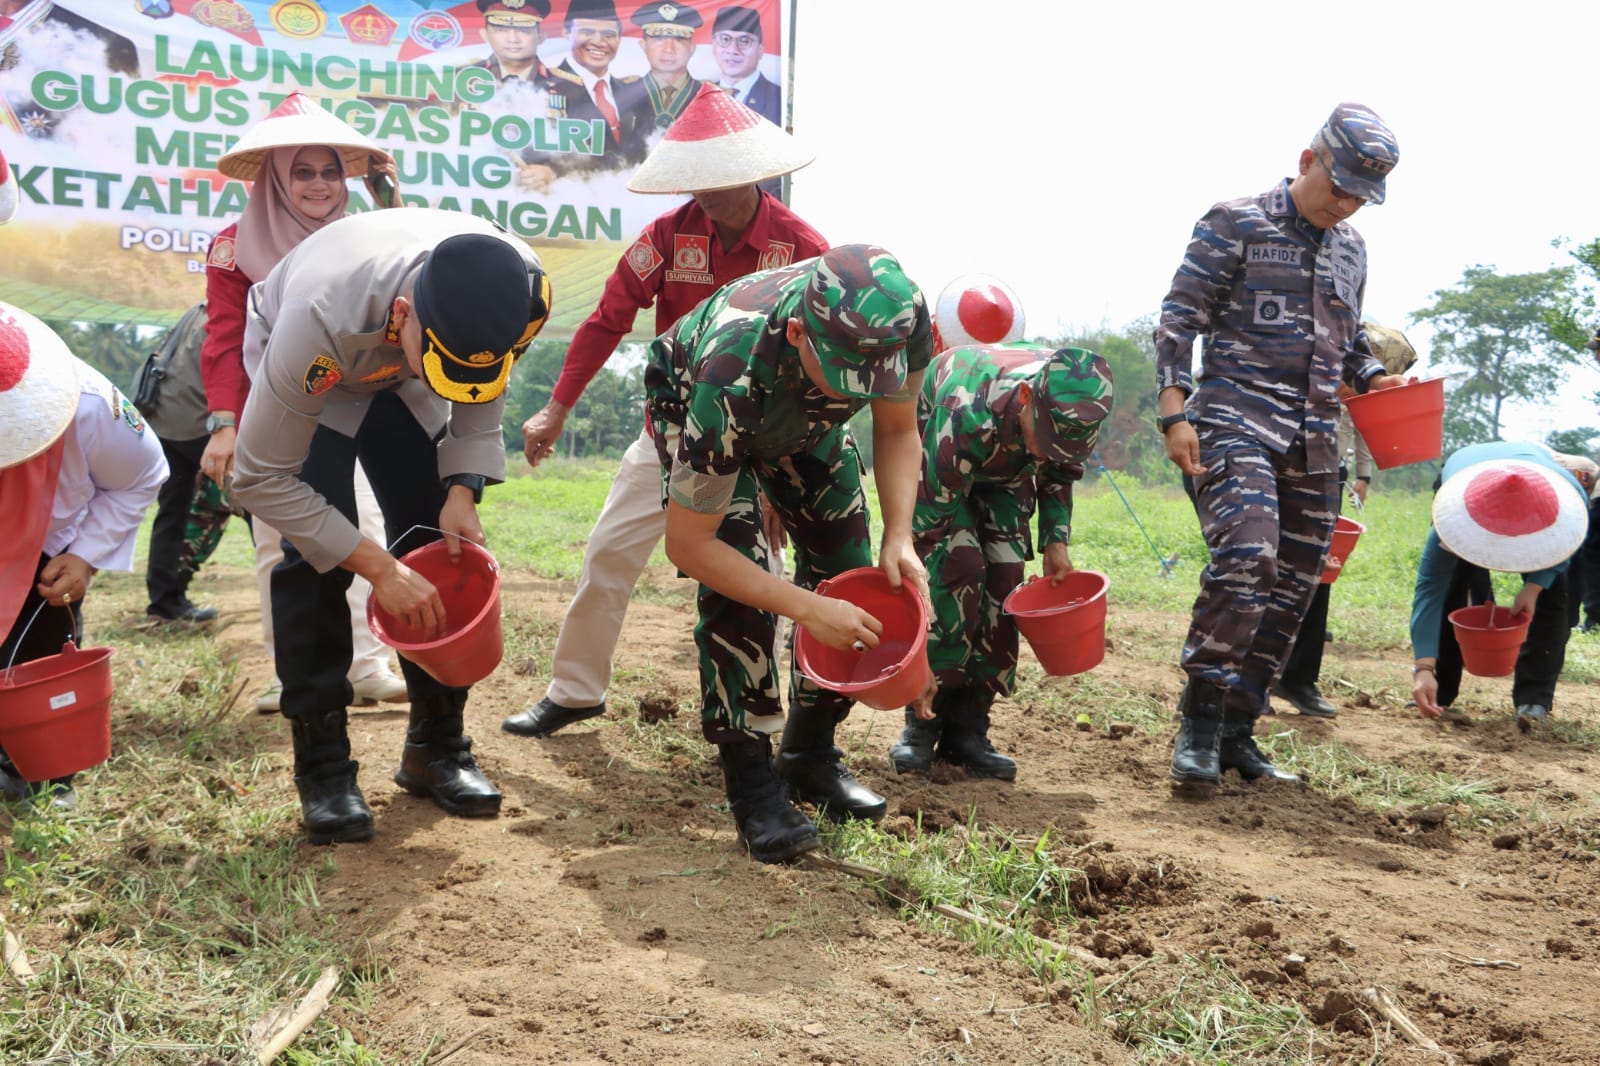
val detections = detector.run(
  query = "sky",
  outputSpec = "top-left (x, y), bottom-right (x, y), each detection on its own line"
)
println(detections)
top-left (783, 0), bottom-right (1600, 441)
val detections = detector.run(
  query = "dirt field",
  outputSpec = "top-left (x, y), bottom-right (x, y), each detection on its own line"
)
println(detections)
top-left (185, 563), bottom-right (1600, 1065)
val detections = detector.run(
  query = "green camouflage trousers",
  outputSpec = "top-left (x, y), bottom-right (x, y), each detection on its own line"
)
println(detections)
top-left (689, 427), bottom-right (873, 741)
top-left (918, 486), bottom-right (1032, 695)
top-left (180, 474), bottom-right (232, 580)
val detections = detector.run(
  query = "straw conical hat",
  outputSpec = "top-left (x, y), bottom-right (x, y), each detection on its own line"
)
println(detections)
top-left (934, 275), bottom-right (1025, 351)
top-left (0, 301), bottom-right (80, 470)
top-left (0, 146), bottom-right (17, 225)
top-left (627, 84), bottom-right (812, 194)
top-left (1433, 458), bottom-right (1588, 572)
top-left (219, 92), bottom-right (392, 181)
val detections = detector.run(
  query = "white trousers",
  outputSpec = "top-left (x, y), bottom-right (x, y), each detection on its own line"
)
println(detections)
top-left (547, 430), bottom-right (785, 709)
top-left (253, 459), bottom-right (393, 684)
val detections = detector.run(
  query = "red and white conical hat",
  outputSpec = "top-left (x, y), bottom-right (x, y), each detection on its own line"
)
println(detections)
top-left (219, 92), bottom-right (392, 181)
top-left (1433, 458), bottom-right (1588, 572)
top-left (0, 145), bottom-right (17, 225)
top-left (0, 301), bottom-right (80, 470)
top-left (933, 275), bottom-right (1025, 352)
top-left (628, 84), bottom-right (813, 194)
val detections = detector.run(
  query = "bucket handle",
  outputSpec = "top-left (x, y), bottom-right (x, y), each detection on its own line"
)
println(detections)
top-left (386, 524), bottom-right (498, 569)
top-left (3, 597), bottom-right (81, 683)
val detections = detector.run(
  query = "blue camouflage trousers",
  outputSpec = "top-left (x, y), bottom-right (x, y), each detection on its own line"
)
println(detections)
top-left (1182, 433), bottom-right (1339, 715)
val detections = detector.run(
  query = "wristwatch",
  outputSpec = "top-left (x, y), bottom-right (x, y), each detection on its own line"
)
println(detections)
top-left (204, 412), bottom-right (236, 433)
top-left (443, 473), bottom-right (486, 504)
top-left (1156, 411), bottom-right (1190, 433)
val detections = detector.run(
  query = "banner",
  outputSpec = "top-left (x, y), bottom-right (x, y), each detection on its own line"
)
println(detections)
top-left (0, 0), bottom-right (788, 333)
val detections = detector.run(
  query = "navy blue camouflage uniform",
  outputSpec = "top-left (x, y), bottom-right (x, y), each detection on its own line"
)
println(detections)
top-left (1155, 180), bottom-right (1387, 719)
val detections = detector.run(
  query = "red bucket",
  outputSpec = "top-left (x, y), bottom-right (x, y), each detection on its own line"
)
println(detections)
top-left (368, 539), bottom-right (503, 687)
top-left (1448, 604), bottom-right (1528, 678)
top-left (0, 641), bottom-right (114, 780)
top-left (793, 567), bottom-right (930, 711)
top-left (1002, 570), bottom-right (1110, 676)
top-left (1321, 516), bottom-right (1366, 584)
top-left (1343, 377), bottom-right (1445, 470)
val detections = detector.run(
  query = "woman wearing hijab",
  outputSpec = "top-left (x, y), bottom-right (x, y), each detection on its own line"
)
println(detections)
top-left (195, 94), bottom-right (409, 716)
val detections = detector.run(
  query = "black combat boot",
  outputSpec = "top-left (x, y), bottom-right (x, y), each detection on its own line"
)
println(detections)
top-left (888, 691), bottom-right (949, 775)
top-left (1169, 679), bottom-right (1225, 786)
top-left (393, 692), bottom-right (503, 817)
top-left (776, 705), bottom-right (887, 821)
top-left (935, 688), bottom-right (1017, 780)
top-left (1219, 695), bottom-right (1298, 783)
top-left (719, 734), bottom-right (819, 863)
top-left (289, 708), bottom-right (374, 844)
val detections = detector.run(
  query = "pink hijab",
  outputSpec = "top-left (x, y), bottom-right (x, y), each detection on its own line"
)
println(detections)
top-left (233, 145), bottom-right (350, 281)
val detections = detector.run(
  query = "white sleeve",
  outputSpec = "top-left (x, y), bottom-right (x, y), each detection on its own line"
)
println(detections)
top-left (64, 390), bottom-right (169, 571)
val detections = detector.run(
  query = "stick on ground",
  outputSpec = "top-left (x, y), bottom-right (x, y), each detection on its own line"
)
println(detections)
top-left (254, 966), bottom-right (339, 1064)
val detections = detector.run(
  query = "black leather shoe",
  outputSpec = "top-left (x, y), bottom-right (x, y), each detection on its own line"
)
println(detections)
top-left (1220, 735), bottom-right (1299, 783)
top-left (777, 747), bottom-right (888, 821)
top-left (294, 761), bottom-right (375, 844)
top-left (888, 705), bottom-right (942, 774)
top-left (720, 737), bottom-right (818, 863)
top-left (395, 736), bottom-right (502, 817)
top-left (1271, 680), bottom-right (1338, 718)
top-left (1515, 704), bottom-right (1549, 733)
top-left (147, 600), bottom-right (219, 624)
top-left (501, 696), bottom-right (606, 737)
top-left (935, 689), bottom-right (1018, 780)
top-left (1170, 680), bottom-right (1224, 785)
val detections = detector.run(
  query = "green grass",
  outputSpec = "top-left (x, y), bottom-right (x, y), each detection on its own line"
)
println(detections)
top-left (7, 462), bottom-right (1597, 1062)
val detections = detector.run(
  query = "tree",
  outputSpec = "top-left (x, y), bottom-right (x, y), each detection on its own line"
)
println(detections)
top-left (1045, 317), bottom-right (1163, 481)
top-left (1411, 264), bottom-right (1577, 451)
top-left (1547, 426), bottom-right (1600, 458)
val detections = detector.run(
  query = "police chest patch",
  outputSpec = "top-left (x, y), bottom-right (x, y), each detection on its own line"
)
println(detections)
top-left (1246, 244), bottom-right (1300, 266)
top-left (757, 241), bottom-right (794, 271)
top-left (112, 387), bottom-right (145, 435)
top-left (303, 354), bottom-right (343, 395)
top-left (358, 363), bottom-right (402, 383)
top-left (208, 235), bottom-right (237, 271)
top-left (626, 233), bottom-right (664, 279)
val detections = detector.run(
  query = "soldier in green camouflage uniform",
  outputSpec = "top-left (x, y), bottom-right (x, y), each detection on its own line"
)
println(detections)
top-left (891, 345), bottom-right (1113, 779)
top-left (644, 244), bottom-right (932, 864)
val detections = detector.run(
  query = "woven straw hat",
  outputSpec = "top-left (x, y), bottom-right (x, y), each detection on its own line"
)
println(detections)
top-left (1433, 458), bottom-right (1588, 572)
top-left (934, 275), bottom-right (1025, 352)
top-left (219, 92), bottom-right (392, 181)
top-left (627, 84), bottom-right (812, 194)
top-left (0, 301), bottom-right (80, 470)
top-left (0, 145), bottom-right (16, 225)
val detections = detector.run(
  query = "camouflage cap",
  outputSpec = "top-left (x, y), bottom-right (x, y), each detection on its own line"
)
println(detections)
top-left (1363, 321), bottom-right (1417, 375)
top-left (1029, 347), bottom-right (1113, 464)
top-left (800, 245), bottom-right (918, 399)
top-left (1313, 102), bottom-right (1398, 205)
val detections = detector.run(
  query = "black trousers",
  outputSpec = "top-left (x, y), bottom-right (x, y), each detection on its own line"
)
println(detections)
top-left (1435, 558), bottom-right (1568, 710)
top-left (145, 435), bottom-right (208, 614)
top-left (2, 553), bottom-right (83, 670)
top-left (271, 392), bottom-right (456, 721)
top-left (1575, 500), bottom-right (1600, 628)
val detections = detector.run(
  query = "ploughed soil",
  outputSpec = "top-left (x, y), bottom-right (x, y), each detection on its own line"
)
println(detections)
top-left (184, 563), bottom-right (1600, 1064)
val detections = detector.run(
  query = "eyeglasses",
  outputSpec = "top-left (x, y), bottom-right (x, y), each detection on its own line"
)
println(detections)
top-left (1313, 154), bottom-right (1365, 204)
top-left (713, 32), bottom-right (759, 50)
top-left (291, 166), bottom-right (343, 183)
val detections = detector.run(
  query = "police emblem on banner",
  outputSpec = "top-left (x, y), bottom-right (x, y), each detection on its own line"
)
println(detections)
top-left (757, 241), bottom-right (794, 271)
top-left (303, 354), bottom-right (343, 395)
top-left (666, 234), bottom-right (713, 284)
top-left (626, 233), bottom-right (664, 280)
top-left (208, 235), bottom-right (236, 271)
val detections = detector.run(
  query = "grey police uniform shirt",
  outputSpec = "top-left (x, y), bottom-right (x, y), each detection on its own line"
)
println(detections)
top-left (1153, 180), bottom-right (1385, 476)
top-left (232, 208), bottom-right (539, 573)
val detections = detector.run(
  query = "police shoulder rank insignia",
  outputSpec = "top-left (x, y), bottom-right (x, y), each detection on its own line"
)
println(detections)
top-left (208, 235), bottom-right (237, 271)
top-left (112, 388), bottom-right (146, 435)
top-left (303, 354), bottom-right (343, 395)
top-left (626, 233), bottom-right (664, 279)
top-left (757, 241), bottom-right (794, 271)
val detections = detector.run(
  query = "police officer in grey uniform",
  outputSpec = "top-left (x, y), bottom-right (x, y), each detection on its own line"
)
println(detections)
top-left (232, 208), bottom-right (551, 844)
top-left (1154, 104), bottom-right (1406, 788)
